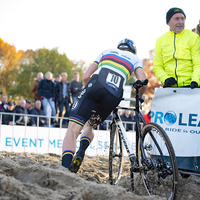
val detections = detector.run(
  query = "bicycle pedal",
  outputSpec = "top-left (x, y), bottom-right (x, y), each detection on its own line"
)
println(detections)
top-left (130, 165), bottom-right (140, 172)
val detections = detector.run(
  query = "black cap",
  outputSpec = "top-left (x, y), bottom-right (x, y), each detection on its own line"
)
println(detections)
top-left (7, 101), bottom-right (14, 106)
top-left (166, 7), bottom-right (186, 24)
top-left (26, 99), bottom-right (31, 103)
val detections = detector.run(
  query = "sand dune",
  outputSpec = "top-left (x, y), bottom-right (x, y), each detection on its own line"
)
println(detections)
top-left (0, 152), bottom-right (199, 200)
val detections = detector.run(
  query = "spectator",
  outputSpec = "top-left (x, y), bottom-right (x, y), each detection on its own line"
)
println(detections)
top-left (54, 74), bottom-right (61, 115)
top-left (120, 109), bottom-right (133, 131)
top-left (25, 100), bottom-right (32, 114)
top-left (0, 94), bottom-right (8, 111)
top-left (15, 99), bottom-right (29, 126)
top-left (25, 99), bottom-right (32, 126)
top-left (153, 7), bottom-right (200, 88)
top-left (55, 72), bottom-right (71, 125)
top-left (30, 100), bottom-right (47, 127)
top-left (37, 71), bottom-right (56, 125)
top-left (1, 101), bottom-right (16, 125)
top-left (71, 72), bottom-right (84, 103)
top-left (143, 110), bottom-right (151, 123)
top-left (31, 72), bottom-right (43, 100)
top-left (131, 110), bottom-right (136, 122)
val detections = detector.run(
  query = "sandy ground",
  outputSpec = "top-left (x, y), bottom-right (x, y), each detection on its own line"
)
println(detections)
top-left (0, 152), bottom-right (200, 200)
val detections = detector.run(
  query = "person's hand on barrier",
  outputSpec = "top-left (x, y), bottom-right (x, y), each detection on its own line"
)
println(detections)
top-left (40, 120), bottom-right (45, 124)
top-left (41, 96), bottom-right (44, 100)
top-left (190, 81), bottom-right (198, 89)
top-left (164, 77), bottom-right (177, 87)
top-left (52, 98), bottom-right (55, 101)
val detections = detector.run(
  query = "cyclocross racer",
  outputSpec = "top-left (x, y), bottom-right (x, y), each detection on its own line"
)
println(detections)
top-left (62, 39), bottom-right (147, 173)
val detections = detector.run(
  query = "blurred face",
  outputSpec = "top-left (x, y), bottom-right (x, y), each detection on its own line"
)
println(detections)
top-left (74, 73), bottom-right (79, 81)
top-left (1, 95), bottom-right (8, 104)
top-left (55, 76), bottom-right (61, 82)
top-left (35, 100), bottom-right (41, 110)
top-left (7, 105), bottom-right (14, 111)
top-left (46, 73), bottom-right (52, 80)
top-left (62, 75), bottom-right (67, 82)
top-left (125, 110), bottom-right (131, 116)
top-left (168, 13), bottom-right (185, 33)
top-left (37, 72), bottom-right (43, 80)
top-left (20, 100), bottom-right (26, 108)
top-left (25, 103), bottom-right (31, 109)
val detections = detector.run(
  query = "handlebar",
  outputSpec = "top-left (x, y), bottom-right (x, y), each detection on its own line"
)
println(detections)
top-left (129, 79), bottom-right (148, 89)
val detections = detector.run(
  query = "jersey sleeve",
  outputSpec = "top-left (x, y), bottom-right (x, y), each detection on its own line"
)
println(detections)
top-left (93, 52), bottom-right (103, 66)
top-left (133, 58), bottom-right (143, 71)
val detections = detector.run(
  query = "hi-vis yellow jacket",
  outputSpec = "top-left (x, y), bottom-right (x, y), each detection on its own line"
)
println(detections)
top-left (153, 29), bottom-right (200, 87)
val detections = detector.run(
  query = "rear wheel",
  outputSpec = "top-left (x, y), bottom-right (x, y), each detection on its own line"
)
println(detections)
top-left (138, 122), bottom-right (178, 200)
top-left (109, 123), bottom-right (124, 185)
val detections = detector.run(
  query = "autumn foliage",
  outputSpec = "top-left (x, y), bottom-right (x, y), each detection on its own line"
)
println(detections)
top-left (0, 38), bottom-right (22, 94)
top-left (0, 38), bottom-right (87, 101)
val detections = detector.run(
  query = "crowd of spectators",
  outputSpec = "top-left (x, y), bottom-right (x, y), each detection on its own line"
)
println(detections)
top-left (0, 71), bottom-right (85, 128)
top-left (0, 69), bottom-right (151, 130)
top-left (0, 71), bottom-right (153, 130)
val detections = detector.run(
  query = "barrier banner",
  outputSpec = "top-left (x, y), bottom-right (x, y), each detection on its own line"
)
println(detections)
top-left (151, 88), bottom-right (200, 173)
top-left (0, 125), bottom-right (136, 157)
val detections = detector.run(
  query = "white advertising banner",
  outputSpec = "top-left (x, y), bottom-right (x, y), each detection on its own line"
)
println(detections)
top-left (0, 125), bottom-right (136, 157)
top-left (151, 88), bottom-right (200, 172)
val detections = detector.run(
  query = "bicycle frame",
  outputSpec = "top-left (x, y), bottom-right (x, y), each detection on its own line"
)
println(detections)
top-left (111, 86), bottom-right (151, 169)
top-left (112, 106), bottom-right (149, 167)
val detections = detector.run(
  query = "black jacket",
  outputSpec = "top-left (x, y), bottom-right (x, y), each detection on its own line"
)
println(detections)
top-left (0, 107), bottom-right (16, 125)
top-left (30, 107), bottom-right (47, 126)
top-left (15, 105), bottom-right (29, 125)
top-left (37, 79), bottom-right (55, 99)
top-left (55, 81), bottom-right (71, 103)
top-left (70, 80), bottom-right (83, 97)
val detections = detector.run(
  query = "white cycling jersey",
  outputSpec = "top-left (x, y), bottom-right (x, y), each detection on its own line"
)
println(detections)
top-left (93, 48), bottom-right (143, 84)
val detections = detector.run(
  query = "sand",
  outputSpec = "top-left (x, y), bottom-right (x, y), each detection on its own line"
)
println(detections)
top-left (0, 151), bottom-right (200, 200)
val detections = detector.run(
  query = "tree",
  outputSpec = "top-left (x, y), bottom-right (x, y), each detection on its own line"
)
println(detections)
top-left (10, 48), bottom-right (86, 101)
top-left (0, 38), bottom-right (22, 95)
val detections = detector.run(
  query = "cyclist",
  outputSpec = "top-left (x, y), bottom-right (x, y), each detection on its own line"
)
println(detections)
top-left (62, 39), bottom-right (147, 172)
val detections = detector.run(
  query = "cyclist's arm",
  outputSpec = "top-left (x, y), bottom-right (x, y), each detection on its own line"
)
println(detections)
top-left (135, 68), bottom-right (147, 98)
top-left (83, 63), bottom-right (98, 84)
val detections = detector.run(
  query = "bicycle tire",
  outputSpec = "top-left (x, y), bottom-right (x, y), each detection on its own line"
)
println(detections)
top-left (138, 122), bottom-right (178, 200)
top-left (109, 123), bottom-right (124, 185)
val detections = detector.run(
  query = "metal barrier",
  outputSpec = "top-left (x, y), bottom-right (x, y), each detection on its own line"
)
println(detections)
top-left (0, 112), bottom-right (136, 131)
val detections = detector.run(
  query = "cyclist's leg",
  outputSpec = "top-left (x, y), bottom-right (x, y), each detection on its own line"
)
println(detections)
top-left (74, 121), bottom-right (94, 155)
top-left (70, 122), bottom-right (94, 173)
top-left (62, 121), bottom-right (83, 169)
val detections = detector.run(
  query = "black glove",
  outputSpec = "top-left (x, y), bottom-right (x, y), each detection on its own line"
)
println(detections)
top-left (164, 77), bottom-right (177, 87)
top-left (190, 81), bottom-right (198, 89)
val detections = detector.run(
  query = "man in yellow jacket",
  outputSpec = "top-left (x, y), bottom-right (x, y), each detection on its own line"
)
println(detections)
top-left (153, 7), bottom-right (200, 88)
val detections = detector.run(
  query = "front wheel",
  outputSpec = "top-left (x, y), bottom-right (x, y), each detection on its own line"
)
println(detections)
top-left (109, 123), bottom-right (124, 185)
top-left (138, 122), bottom-right (178, 200)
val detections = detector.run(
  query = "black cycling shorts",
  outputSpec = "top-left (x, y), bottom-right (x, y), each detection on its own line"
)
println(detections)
top-left (69, 75), bottom-right (122, 127)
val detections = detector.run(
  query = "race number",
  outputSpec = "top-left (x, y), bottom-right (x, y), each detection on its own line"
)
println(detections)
top-left (106, 73), bottom-right (121, 88)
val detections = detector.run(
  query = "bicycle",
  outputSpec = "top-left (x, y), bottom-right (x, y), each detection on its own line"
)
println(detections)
top-left (109, 79), bottom-right (179, 200)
